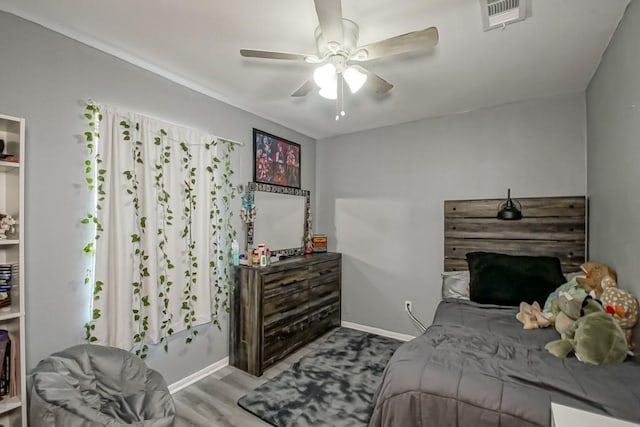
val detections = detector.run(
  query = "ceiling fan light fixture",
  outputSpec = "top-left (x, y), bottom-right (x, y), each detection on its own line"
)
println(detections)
top-left (344, 66), bottom-right (367, 94)
top-left (319, 81), bottom-right (337, 99)
top-left (313, 63), bottom-right (336, 89)
top-left (240, 0), bottom-right (440, 118)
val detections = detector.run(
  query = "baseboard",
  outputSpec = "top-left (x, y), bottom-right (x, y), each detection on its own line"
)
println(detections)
top-left (341, 321), bottom-right (415, 342)
top-left (168, 356), bottom-right (229, 394)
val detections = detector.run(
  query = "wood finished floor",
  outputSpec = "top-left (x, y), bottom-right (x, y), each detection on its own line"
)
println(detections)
top-left (173, 332), bottom-right (332, 427)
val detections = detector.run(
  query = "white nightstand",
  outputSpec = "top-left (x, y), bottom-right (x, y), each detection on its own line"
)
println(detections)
top-left (552, 403), bottom-right (640, 427)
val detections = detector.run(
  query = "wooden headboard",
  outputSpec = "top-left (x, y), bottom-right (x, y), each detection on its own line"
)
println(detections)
top-left (444, 196), bottom-right (586, 273)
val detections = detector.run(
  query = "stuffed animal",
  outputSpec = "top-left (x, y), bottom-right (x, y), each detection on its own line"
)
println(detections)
top-left (576, 262), bottom-right (618, 299)
top-left (601, 287), bottom-right (639, 351)
top-left (516, 301), bottom-right (551, 329)
top-left (543, 278), bottom-right (587, 324)
top-left (553, 293), bottom-right (603, 335)
top-left (545, 305), bottom-right (628, 366)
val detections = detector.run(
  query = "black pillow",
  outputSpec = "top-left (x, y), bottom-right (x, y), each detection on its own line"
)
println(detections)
top-left (466, 252), bottom-right (566, 306)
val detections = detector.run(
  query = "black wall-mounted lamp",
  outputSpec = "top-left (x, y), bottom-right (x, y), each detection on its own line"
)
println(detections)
top-left (497, 188), bottom-right (523, 220)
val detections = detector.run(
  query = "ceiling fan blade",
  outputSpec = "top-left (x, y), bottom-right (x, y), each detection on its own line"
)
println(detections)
top-left (291, 80), bottom-right (315, 97)
top-left (351, 65), bottom-right (393, 94)
top-left (355, 26), bottom-right (439, 61)
top-left (314, 0), bottom-right (344, 47)
top-left (240, 49), bottom-right (309, 61)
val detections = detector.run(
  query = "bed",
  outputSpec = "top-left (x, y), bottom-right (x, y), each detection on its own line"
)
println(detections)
top-left (370, 299), bottom-right (640, 426)
top-left (369, 196), bottom-right (640, 427)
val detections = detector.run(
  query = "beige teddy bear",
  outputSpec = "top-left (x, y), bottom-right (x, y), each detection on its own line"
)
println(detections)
top-left (576, 262), bottom-right (617, 299)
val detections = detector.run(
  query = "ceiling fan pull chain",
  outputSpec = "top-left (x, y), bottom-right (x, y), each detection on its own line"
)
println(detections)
top-left (335, 73), bottom-right (342, 121)
top-left (340, 75), bottom-right (346, 118)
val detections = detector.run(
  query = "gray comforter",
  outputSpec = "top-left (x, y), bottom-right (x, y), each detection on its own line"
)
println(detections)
top-left (369, 299), bottom-right (640, 427)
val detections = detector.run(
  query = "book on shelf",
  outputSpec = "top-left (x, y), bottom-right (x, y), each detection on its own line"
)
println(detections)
top-left (9, 334), bottom-right (17, 397)
top-left (0, 330), bottom-right (9, 397)
top-left (0, 264), bottom-right (18, 310)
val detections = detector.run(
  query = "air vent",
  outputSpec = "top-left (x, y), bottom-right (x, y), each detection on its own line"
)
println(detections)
top-left (480, 0), bottom-right (527, 31)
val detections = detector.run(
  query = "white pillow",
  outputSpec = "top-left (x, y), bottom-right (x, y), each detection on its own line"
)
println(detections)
top-left (442, 271), bottom-right (470, 300)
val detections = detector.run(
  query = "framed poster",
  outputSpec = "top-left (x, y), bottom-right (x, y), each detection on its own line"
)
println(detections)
top-left (253, 128), bottom-right (301, 189)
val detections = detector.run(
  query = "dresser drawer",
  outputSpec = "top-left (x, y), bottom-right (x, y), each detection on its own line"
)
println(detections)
top-left (307, 286), bottom-right (340, 313)
top-left (263, 266), bottom-right (311, 287)
top-left (263, 279), bottom-right (308, 318)
top-left (306, 301), bottom-right (340, 342)
top-left (263, 315), bottom-right (309, 369)
top-left (309, 274), bottom-right (339, 299)
top-left (308, 259), bottom-right (340, 277)
top-left (263, 300), bottom-right (309, 331)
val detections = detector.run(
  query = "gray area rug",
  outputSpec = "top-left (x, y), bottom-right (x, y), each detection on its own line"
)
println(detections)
top-left (237, 327), bottom-right (402, 427)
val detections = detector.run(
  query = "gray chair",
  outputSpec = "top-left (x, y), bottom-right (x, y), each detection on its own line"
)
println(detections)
top-left (29, 344), bottom-right (175, 426)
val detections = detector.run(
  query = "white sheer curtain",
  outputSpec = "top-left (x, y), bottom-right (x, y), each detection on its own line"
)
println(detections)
top-left (91, 107), bottom-right (233, 351)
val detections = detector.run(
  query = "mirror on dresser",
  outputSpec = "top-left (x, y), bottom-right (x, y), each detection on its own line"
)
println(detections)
top-left (245, 182), bottom-right (311, 256)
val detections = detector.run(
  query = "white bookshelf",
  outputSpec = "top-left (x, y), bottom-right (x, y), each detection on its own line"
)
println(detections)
top-left (0, 114), bottom-right (25, 427)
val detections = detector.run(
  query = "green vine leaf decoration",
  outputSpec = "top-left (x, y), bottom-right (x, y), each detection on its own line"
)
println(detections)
top-left (82, 104), bottom-right (105, 343)
top-left (154, 130), bottom-right (175, 353)
top-left (220, 142), bottom-right (237, 315)
top-left (180, 141), bottom-right (198, 344)
top-left (121, 119), bottom-right (151, 359)
top-left (206, 141), bottom-right (223, 326)
top-left (206, 140), bottom-right (237, 328)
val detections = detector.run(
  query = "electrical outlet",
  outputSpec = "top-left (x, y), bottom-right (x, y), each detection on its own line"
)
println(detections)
top-left (404, 300), bottom-right (412, 312)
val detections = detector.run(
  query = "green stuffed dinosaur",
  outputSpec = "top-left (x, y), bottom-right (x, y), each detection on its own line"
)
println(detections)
top-left (545, 296), bottom-right (628, 366)
top-left (553, 291), bottom-right (599, 335)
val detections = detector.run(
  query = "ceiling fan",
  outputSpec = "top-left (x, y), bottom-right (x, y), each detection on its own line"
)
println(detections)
top-left (240, 0), bottom-right (439, 119)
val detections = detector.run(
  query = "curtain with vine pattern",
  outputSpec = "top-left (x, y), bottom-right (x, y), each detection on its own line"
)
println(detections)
top-left (82, 105), bottom-right (235, 357)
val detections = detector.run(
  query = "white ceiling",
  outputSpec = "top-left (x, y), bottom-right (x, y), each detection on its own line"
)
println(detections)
top-left (0, 0), bottom-right (630, 139)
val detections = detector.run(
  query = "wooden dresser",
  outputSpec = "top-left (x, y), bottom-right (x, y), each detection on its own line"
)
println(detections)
top-left (229, 253), bottom-right (341, 376)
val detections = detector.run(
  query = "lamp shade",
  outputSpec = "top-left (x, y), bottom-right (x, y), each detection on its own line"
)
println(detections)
top-left (314, 63), bottom-right (338, 100)
top-left (497, 189), bottom-right (523, 220)
top-left (344, 66), bottom-right (367, 94)
top-left (318, 81), bottom-right (337, 99)
top-left (313, 63), bottom-right (336, 89)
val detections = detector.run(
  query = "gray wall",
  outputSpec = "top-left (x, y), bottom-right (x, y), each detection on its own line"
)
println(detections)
top-left (587, 1), bottom-right (639, 341)
top-left (316, 93), bottom-right (587, 335)
top-left (0, 11), bottom-right (316, 384)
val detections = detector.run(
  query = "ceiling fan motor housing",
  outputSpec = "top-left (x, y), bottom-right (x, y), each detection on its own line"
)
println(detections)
top-left (315, 19), bottom-right (360, 58)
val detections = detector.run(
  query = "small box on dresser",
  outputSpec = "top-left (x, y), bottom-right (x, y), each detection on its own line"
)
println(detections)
top-left (230, 253), bottom-right (341, 377)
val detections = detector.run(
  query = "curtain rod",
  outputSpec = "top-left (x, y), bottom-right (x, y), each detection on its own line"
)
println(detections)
top-left (86, 99), bottom-right (246, 147)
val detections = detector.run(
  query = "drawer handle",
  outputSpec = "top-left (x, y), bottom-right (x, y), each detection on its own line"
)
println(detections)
top-left (278, 332), bottom-right (291, 341)
top-left (277, 327), bottom-right (303, 341)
